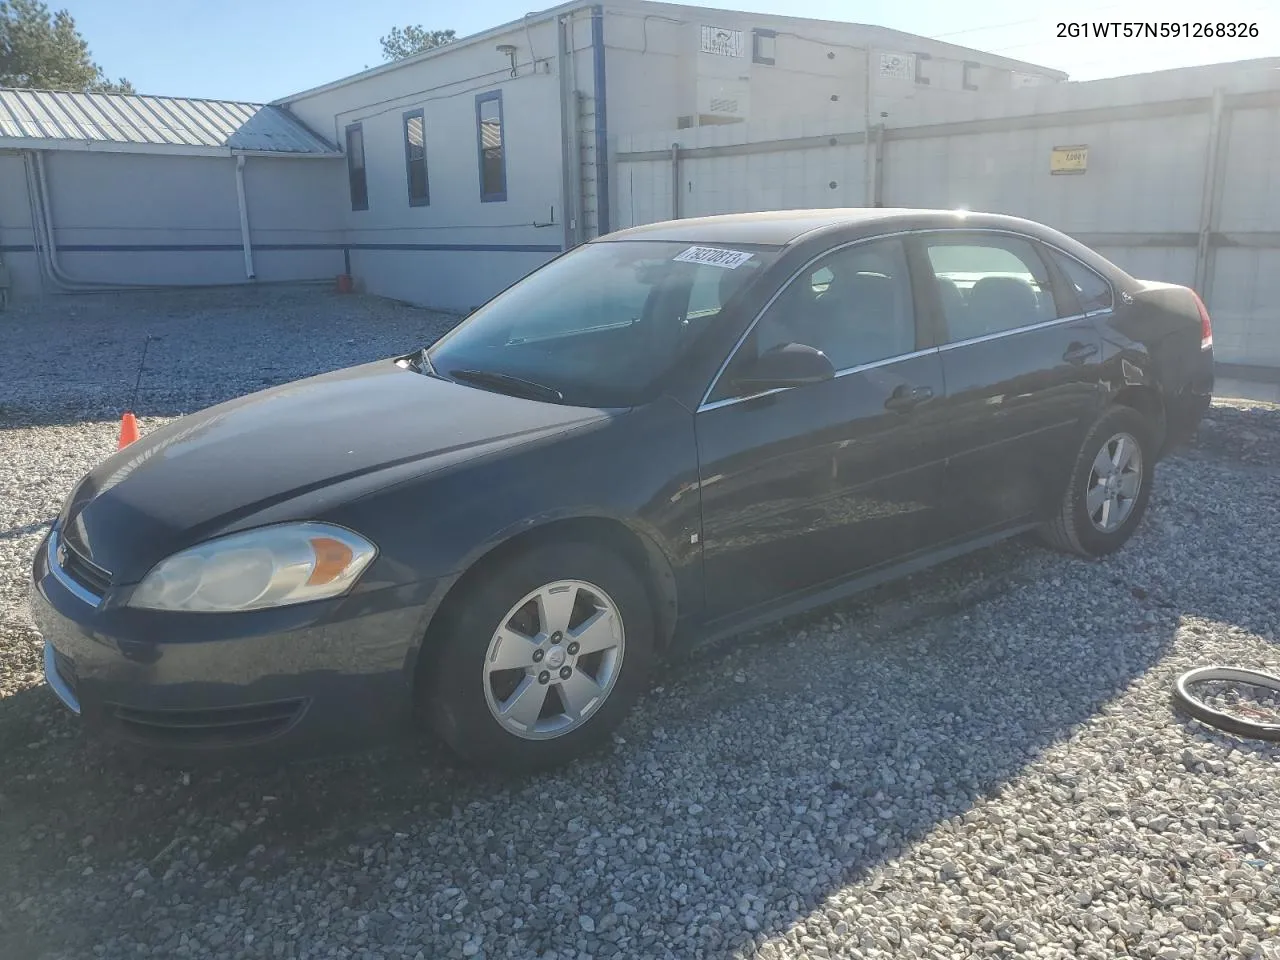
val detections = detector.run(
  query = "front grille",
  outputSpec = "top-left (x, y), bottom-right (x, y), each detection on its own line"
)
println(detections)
top-left (59, 539), bottom-right (112, 596)
top-left (110, 699), bottom-right (309, 747)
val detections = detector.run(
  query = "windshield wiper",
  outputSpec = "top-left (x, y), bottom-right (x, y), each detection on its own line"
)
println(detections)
top-left (448, 368), bottom-right (564, 403)
top-left (403, 346), bottom-right (437, 376)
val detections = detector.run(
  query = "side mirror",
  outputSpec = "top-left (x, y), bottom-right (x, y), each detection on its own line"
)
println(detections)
top-left (732, 342), bottom-right (835, 392)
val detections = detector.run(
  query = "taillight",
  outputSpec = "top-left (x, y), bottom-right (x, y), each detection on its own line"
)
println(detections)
top-left (1189, 288), bottom-right (1213, 350)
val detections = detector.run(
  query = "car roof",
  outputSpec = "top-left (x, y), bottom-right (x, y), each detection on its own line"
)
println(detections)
top-left (599, 208), bottom-right (1061, 248)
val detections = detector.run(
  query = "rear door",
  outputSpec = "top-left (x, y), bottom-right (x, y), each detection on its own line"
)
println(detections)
top-left (917, 231), bottom-right (1106, 537)
top-left (694, 236), bottom-right (951, 621)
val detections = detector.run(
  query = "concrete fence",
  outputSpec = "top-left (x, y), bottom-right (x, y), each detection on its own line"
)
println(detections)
top-left (615, 61), bottom-right (1280, 371)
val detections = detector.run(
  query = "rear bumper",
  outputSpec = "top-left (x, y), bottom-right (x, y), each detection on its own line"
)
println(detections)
top-left (1164, 347), bottom-right (1214, 451)
top-left (29, 527), bottom-right (437, 761)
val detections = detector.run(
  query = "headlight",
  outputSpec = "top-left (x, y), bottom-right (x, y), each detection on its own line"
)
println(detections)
top-left (128, 522), bottom-right (377, 612)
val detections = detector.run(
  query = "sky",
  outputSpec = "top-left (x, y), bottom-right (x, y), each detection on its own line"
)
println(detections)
top-left (59, 0), bottom-right (1280, 103)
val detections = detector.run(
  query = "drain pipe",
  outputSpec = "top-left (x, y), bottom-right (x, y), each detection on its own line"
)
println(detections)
top-left (27, 150), bottom-right (175, 292)
top-left (29, 150), bottom-right (124, 290)
top-left (234, 154), bottom-right (256, 280)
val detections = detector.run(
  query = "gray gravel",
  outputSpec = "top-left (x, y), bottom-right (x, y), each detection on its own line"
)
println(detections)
top-left (2, 287), bottom-right (1280, 960)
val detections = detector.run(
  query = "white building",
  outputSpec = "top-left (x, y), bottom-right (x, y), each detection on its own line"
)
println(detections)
top-left (278, 0), bottom-right (1065, 310)
top-left (0, 0), bottom-right (1063, 311)
top-left (0, 89), bottom-right (346, 304)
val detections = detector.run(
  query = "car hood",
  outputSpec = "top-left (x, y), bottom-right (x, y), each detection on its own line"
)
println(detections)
top-left (59, 360), bottom-right (610, 583)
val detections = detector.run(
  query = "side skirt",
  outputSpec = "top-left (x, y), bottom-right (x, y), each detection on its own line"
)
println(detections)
top-left (688, 521), bottom-right (1039, 648)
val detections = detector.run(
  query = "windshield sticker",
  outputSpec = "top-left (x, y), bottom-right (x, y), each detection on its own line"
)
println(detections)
top-left (673, 246), bottom-right (755, 269)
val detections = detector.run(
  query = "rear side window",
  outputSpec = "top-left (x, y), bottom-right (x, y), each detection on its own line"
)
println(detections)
top-left (924, 235), bottom-right (1055, 342)
top-left (1047, 249), bottom-right (1113, 314)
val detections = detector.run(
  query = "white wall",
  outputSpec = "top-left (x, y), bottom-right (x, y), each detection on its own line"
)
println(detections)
top-left (0, 150), bottom-right (345, 300)
top-left (602, 0), bottom-right (1063, 136)
top-left (0, 153), bottom-right (38, 300)
top-left (285, 16), bottom-right (570, 311)
top-left (616, 62), bottom-right (1280, 367)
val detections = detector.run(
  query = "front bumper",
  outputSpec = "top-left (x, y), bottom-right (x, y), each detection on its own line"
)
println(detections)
top-left (30, 526), bottom-right (437, 759)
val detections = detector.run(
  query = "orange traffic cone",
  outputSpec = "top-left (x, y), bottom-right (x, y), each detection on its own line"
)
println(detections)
top-left (117, 412), bottom-right (140, 449)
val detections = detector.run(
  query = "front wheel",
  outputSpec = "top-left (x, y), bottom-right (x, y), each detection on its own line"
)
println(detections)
top-left (1040, 404), bottom-right (1156, 557)
top-left (425, 541), bottom-right (655, 771)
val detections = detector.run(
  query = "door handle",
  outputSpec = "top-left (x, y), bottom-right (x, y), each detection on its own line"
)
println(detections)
top-left (1063, 342), bottom-right (1099, 364)
top-left (884, 384), bottom-right (934, 412)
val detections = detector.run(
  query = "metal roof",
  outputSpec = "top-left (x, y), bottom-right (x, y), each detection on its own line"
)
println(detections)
top-left (0, 88), bottom-right (339, 157)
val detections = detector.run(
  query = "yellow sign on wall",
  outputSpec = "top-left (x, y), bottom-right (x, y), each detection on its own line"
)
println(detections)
top-left (1051, 145), bottom-right (1088, 175)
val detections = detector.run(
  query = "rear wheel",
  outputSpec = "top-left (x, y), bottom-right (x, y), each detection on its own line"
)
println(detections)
top-left (425, 541), bottom-right (655, 771)
top-left (1040, 404), bottom-right (1156, 557)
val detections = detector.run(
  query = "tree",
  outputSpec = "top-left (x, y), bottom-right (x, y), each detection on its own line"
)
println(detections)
top-left (379, 25), bottom-right (456, 61)
top-left (0, 0), bottom-right (133, 92)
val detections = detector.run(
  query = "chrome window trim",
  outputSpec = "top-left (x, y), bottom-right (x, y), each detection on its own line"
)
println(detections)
top-left (936, 311), bottom-right (1095, 351)
top-left (699, 347), bottom-right (939, 412)
top-left (696, 226), bottom-right (1119, 414)
top-left (47, 525), bottom-right (104, 608)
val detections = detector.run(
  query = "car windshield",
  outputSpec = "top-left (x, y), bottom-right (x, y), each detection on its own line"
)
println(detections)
top-left (426, 240), bottom-right (778, 406)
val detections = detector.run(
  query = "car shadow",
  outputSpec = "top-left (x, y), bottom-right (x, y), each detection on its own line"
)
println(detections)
top-left (0, 534), bottom-right (1212, 959)
top-left (3, 408), bottom-right (1277, 958)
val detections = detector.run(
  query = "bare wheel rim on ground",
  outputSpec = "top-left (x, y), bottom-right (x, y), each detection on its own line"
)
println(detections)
top-left (1173, 666), bottom-right (1280, 741)
top-left (482, 578), bottom-right (626, 740)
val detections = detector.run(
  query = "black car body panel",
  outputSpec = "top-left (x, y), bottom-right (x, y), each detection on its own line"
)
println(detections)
top-left (31, 208), bottom-right (1213, 756)
top-left (60, 361), bottom-right (615, 585)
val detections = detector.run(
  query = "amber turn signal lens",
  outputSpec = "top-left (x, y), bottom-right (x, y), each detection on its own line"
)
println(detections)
top-left (307, 537), bottom-right (355, 586)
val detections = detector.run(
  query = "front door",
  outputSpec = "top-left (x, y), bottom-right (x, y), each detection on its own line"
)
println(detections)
top-left (916, 231), bottom-right (1106, 536)
top-left (694, 236), bottom-right (950, 622)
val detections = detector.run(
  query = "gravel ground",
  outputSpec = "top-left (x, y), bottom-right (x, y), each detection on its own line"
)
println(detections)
top-left (2, 287), bottom-right (1279, 960)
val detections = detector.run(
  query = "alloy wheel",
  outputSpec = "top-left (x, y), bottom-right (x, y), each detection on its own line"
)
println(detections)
top-left (482, 579), bottom-right (625, 740)
top-left (1085, 431), bottom-right (1143, 533)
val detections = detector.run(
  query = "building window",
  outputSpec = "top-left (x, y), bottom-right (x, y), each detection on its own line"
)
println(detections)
top-left (346, 123), bottom-right (368, 211)
top-left (752, 28), bottom-right (776, 65)
top-left (403, 109), bottom-right (429, 207)
top-left (475, 91), bottom-right (507, 202)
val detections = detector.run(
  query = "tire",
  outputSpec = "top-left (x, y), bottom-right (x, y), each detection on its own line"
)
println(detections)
top-left (1040, 404), bottom-right (1156, 557)
top-left (425, 540), bottom-right (655, 771)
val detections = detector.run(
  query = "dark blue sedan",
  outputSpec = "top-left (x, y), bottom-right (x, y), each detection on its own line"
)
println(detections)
top-left (31, 209), bottom-right (1214, 771)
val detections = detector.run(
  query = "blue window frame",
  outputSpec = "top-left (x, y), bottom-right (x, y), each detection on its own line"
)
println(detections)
top-left (403, 109), bottom-right (429, 206)
top-left (475, 91), bottom-right (507, 202)
top-left (345, 122), bottom-right (368, 212)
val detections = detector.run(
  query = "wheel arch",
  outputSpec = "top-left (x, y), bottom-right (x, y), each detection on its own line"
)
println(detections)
top-left (1110, 382), bottom-right (1167, 453)
top-left (410, 514), bottom-right (680, 701)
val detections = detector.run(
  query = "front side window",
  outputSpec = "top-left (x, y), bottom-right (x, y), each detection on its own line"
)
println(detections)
top-left (749, 237), bottom-right (917, 373)
top-left (346, 123), bottom-right (368, 211)
top-left (404, 109), bottom-right (429, 206)
top-left (1047, 248), bottom-right (1113, 314)
top-left (427, 240), bottom-right (777, 406)
top-left (925, 234), bottom-right (1057, 342)
top-left (476, 92), bottom-right (507, 202)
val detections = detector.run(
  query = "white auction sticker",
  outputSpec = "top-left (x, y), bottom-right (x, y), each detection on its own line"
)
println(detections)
top-left (672, 246), bottom-right (754, 269)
